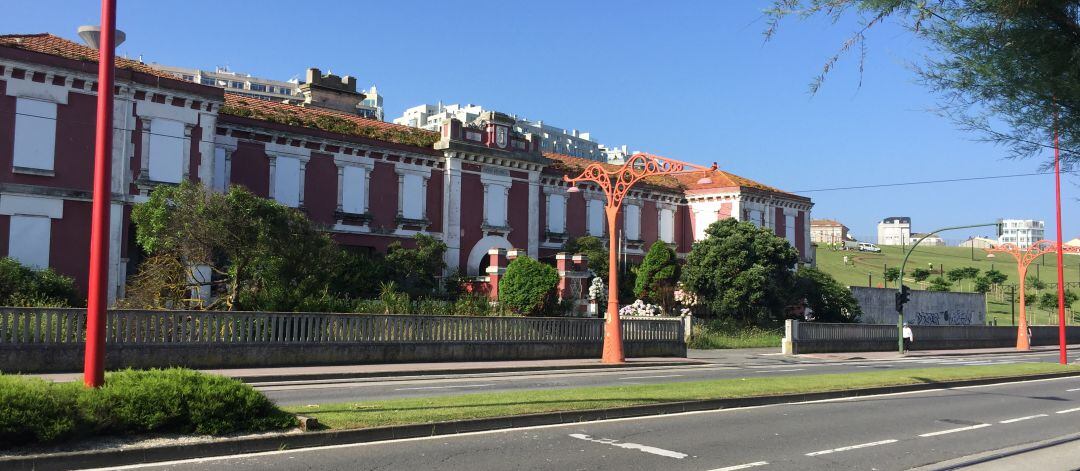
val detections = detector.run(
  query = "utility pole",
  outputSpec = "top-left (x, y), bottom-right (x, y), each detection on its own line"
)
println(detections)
top-left (1011, 285), bottom-right (1016, 326)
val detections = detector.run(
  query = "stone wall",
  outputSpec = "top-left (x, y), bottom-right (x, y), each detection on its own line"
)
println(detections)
top-left (850, 286), bottom-right (986, 325)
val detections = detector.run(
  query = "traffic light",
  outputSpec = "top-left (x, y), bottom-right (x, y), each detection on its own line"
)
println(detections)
top-left (894, 285), bottom-right (911, 312)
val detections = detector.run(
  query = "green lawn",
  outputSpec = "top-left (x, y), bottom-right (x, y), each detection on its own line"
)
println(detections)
top-left (815, 244), bottom-right (1080, 325)
top-left (287, 363), bottom-right (1078, 430)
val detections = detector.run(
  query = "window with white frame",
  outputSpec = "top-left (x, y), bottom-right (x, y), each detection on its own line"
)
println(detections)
top-left (484, 182), bottom-right (508, 227)
top-left (13, 98), bottom-right (57, 172)
top-left (148, 119), bottom-right (185, 183)
top-left (546, 193), bottom-right (566, 233)
top-left (587, 199), bottom-right (604, 236)
top-left (8, 215), bottom-right (51, 269)
top-left (785, 214), bottom-right (796, 246)
top-left (341, 165), bottom-right (368, 214)
top-left (625, 204), bottom-right (641, 240)
top-left (401, 173), bottom-right (425, 220)
top-left (212, 147), bottom-right (228, 192)
top-left (660, 208), bottom-right (675, 243)
top-left (745, 208), bottom-right (764, 228)
top-left (273, 156), bottom-right (301, 207)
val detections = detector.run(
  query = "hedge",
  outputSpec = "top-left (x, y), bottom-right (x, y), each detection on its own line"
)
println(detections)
top-left (0, 369), bottom-right (296, 448)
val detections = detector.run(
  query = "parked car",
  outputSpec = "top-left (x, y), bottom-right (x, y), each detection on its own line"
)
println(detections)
top-left (858, 242), bottom-right (882, 253)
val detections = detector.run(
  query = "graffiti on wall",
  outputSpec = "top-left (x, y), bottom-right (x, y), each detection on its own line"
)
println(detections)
top-left (913, 310), bottom-right (975, 326)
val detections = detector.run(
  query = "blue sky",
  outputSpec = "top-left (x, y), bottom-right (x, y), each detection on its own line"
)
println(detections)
top-left (3, 0), bottom-right (1074, 242)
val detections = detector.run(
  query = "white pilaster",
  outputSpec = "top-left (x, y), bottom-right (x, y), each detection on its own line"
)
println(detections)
top-left (527, 171), bottom-right (540, 258)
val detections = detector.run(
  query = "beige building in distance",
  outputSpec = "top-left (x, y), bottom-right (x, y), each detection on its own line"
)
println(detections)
top-left (810, 219), bottom-right (850, 245)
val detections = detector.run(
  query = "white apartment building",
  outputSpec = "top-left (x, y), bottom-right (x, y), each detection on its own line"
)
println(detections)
top-left (877, 216), bottom-right (911, 246)
top-left (394, 103), bottom-right (621, 162)
top-left (148, 64), bottom-right (384, 120)
top-left (998, 219), bottom-right (1045, 248)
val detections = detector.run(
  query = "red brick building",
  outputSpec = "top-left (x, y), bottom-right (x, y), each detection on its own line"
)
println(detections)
top-left (0, 33), bottom-right (813, 301)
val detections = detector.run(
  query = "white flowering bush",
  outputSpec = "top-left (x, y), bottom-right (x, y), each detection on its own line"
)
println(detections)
top-left (673, 283), bottom-right (699, 307)
top-left (588, 277), bottom-right (606, 303)
top-left (619, 299), bottom-right (664, 317)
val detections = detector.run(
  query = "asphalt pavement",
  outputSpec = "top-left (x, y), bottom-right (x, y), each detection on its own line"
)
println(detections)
top-left (87, 374), bottom-right (1080, 470)
top-left (256, 348), bottom-right (1078, 405)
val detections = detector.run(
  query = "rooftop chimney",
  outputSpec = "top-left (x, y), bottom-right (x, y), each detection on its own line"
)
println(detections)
top-left (77, 25), bottom-right (126, 50)
top-left (297, 68), bottom-right (367, 115)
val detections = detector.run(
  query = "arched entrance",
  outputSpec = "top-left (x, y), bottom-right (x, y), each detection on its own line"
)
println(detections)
top-left (465, 235), bottom-right (513, 276)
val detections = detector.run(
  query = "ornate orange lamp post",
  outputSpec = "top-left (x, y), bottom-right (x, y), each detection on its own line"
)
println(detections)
top-left (564, 153), bottom-right (715, 363)
top-left (985, 241), bottom-right (1080, 351)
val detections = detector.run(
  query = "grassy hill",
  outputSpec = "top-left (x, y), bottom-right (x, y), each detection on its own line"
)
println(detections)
top-left (814, 244), bottom-right (1080, 326)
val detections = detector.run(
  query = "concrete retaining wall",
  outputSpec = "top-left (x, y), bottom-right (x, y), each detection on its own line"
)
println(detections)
top-left (851, 286), bottom-right (986, 325)
top-left (0, 308), bottom-right (686, 373)
top-left (783, 320), bottom-right (1080, 354)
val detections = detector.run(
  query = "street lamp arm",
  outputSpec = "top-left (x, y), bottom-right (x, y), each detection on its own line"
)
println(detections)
top-left (562, 153), bottom-right (716, 206)
top-left (896, 222), bottom-right (999, 355)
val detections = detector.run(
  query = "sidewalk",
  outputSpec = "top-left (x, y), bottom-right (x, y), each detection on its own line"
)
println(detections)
top-left (34, 357), bottom-right (706, 383)
top-left (799, 344), bottom-right (1080, 361)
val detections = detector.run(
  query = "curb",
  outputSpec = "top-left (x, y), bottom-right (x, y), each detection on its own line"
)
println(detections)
top-left (4, 370), bottom-right (1080, 470)
top-left (234, 360), bottom-right (707, 384)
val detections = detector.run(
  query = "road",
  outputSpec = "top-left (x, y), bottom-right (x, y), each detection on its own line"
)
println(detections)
top-left (256, 349), bottom-right (1075, 405)
top-left (92, 375), bottom-right (1080, 470)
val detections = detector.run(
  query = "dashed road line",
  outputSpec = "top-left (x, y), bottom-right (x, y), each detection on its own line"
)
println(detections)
top-left (394, 383), bottom-right (495, 391)
top-left (619, 374), bottom-right (684, 380)
top-left (804, 439), bottom-right (898, 456)
top-left (918, 424), bottom-right (991, 437)
top-left (1056, 407), bottom-right (1080, 414)
top-left (707, 461), bottom-right (769, 471)
top-left (568, 433), bottom-right (687, 459)
top-left (999, 414), bottom-right (1047, 424)
top-left (756, 369), bottom-right (806, 373)
top-left (1066, 387), bottom-right (1080, 392)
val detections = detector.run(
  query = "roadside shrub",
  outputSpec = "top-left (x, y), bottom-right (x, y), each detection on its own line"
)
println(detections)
top-left (0, 375), bottom-right (85, 446)
top-left (499, 256), bottom-right (559, 316)
top-left (0, 369), bottom-right (296, 448)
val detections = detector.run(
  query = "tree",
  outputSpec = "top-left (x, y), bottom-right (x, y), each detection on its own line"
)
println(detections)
top-left (766, 0), bottom-right (1080, 165)
top-left (130, 182), bottom-right (353, 311)
top-left (634, 242), bottom-right (680, 302)
top-left (795, 267), bottom-right (862, 322)
top-left (928, 277), bottom-right (953, 292)
top-left (947, 267), bottom-right (980, 290)
top-left (563, 236), bottom-right (608, 281)
top-left (0, 257), bottom-right (81, 307)
top-left (499, 256), bottom-right (560, 316)
top-left (973, 276), bottom-right (993, 294)
top-left (984, 268), bottom-right (1009, 285)
top-left (681, 218), bottom-right (800, 325)
top-left (384, 234), bottom-right (447, 298)
top-left (883, 267), bottom-right (901, 284)
top-left (1027, 275), bottom-right (1048, 291)
top-left (911, 268), bottom-right (932, 282)
top-left (1038, 290), bottom-right (1079, 313)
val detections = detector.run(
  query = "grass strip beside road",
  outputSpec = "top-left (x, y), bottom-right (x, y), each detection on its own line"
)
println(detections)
top-left (287, 363), bottom-right (1078, 430)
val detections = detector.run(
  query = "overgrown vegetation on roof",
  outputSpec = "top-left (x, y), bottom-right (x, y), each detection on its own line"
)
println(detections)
top-left (221, 99), bottom-right (439, 148)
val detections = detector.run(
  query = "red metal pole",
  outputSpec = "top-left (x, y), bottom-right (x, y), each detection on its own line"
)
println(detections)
top-left (84, 0), bottom-right (117, 387)
top-left (1054, 111), bottom-right (1067, 364)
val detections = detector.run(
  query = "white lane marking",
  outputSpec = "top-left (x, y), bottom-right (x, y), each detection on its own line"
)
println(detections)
top-left (756, 369), bottom-right (806, 373)
top-left (1066, 388), bottom-right (1080, 392)
top-left (1056, 407), bottom-right (1080, 414)
top-left (619, 374), bottom-right (684, 380)
top-left (804, 439), bottom-right (898, 456)
top-left (568, 433), bottom-right (687, 459)
top-left (918, 424), bottom-right (991, 437)
top-left (86, 376), bottom-right (1080, 470)
top-left (999, 414), bottom-right (1047, 424)
top-left (708, 461), bottom-right (769, 471)
top-left (394, 383), bottom-right (495, 391)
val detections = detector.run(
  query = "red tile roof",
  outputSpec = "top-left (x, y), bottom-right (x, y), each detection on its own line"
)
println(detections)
top-left (0, 33), bottom-right (176, 79)
top-left (221, 93), bottom-right (440, 149)
top-left (543, 152), bottom-right (803, 199)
